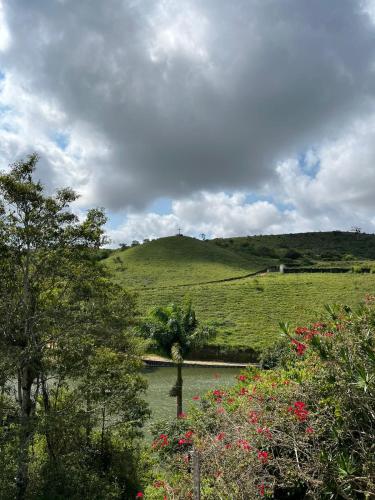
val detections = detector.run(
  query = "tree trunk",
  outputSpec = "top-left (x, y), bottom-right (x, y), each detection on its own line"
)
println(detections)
top-left (176, 363), bottom-right (183, 417)
top-left (16, 365), bottom-right (34, 500)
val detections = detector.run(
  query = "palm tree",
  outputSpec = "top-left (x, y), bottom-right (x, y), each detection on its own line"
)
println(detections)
top-left (142, 301), bottom-right (215, 417)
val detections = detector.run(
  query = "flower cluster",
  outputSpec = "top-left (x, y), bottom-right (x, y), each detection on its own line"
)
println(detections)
top-left (288, 401), bottom-right (309, 421)
top-left (152, 433), bottom-right (169, 449)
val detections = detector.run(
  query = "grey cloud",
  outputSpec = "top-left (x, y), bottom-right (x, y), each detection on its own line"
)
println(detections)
top-left (2, 0), bottom-right (375, 209)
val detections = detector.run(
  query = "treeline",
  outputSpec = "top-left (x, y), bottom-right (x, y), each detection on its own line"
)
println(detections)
top-left (0, 155), bottom-right (149, 499)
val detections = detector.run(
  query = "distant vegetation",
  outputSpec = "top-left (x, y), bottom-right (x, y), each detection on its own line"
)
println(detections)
top-left (104, 232), bottom-right (375, 358)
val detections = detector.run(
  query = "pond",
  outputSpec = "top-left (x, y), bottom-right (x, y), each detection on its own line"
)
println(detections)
top-left (143, 365), bottom-right (242, 435)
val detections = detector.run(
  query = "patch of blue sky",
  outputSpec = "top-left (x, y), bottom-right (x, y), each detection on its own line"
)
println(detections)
top-left (0, 122), bottom-right (18, 133)
top-left (0, 104), bottom-right (12, 116)
top-left (298, 149), bottom-right (320, 178)
top-left (51, 131), bottom-right (69, 150)
top-left (0, 69), bottom-right (5, 81)
top-left (147, 196), bottom-right (172, 215)
top-left (106, 211), bottom-right (128, 230)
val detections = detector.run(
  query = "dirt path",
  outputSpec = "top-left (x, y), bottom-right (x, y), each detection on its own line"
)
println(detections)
top-left (143, 354), bottom-right (254, 368)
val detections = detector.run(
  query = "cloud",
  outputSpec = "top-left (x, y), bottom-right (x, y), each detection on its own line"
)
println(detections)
top-left (2, 0), bottom-right (375, 212)
top-left (107, 191), bottom-right (290, 246)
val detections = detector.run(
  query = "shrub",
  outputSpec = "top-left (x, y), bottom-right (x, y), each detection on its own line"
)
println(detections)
top-left (284, 249), bottom-right (302, 259)
top-left (149, 300), bottom-right (375, 498)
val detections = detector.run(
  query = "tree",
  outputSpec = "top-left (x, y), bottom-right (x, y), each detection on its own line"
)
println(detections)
top-left (141, 301), bottom-right (215, 417)
top-left (0, 154), bottom-right (148, 498)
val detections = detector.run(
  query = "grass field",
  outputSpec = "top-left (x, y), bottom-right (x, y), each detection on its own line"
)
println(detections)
top-left (104, 233), bottom-right (375, 354)
top-left (135, 273), bottom-right (375, 350)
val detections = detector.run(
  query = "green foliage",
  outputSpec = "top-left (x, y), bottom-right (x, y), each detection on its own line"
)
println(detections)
top-left (0, 155), bottom-right (148, 498)
top-left (140, 301), bottom-right (216, 359)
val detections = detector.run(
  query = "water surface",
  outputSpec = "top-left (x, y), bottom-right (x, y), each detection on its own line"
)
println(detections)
top-left (143, 365), bottom-right (241, 434)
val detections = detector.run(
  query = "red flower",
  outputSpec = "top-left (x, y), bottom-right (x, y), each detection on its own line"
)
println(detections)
top-left (289, 401), bottom-right (309, 421)
top-left (258, 483), bottom-right (265, 497)
top-left (136, 493), bottom-right (143, 498)
top-left (306, 426), bottom-right (314, 434)
top-left (185, 430), bottom-right (194, 439)
top-left (225, 443), bottom-right (232, 449)
top-left (152, 433), bottom-right (169, 448)
top-left (258, 451), bottom-right (269, 464)
top-left (192, 395), bottom-right (200, 400)
top-left (238, 387), bottom-right (248, 396)
top-left (178, 412), bottom-right (187, 419)
top-left (291, 339), bottom-right (307, 355)
top-left (178, 438), bottom-right (188, 445)
top-left (237, 374), bottom-right (247, 382)
top-left (215, 432), bottom-right (225, 441)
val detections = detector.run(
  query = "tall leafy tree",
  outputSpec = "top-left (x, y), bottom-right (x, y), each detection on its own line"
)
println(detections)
top-left (0, 155), bottom-right (148, 499)
top-left (141, 301), bottom-right (215, 417)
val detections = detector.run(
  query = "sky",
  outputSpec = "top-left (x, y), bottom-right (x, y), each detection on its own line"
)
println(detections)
top-left (1, 0), bottom-right (375, 246)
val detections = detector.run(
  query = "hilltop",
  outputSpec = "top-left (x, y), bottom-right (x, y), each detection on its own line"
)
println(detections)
top-left (105, 235), bottom-right (270, 289)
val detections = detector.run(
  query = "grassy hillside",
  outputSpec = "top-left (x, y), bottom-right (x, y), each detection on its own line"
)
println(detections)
top-left (106, 235), bottom-right (270, 288)
top-left (104, 232), bottom-right (375, 357)
top-left (136, 273), bottom-right (375, 351)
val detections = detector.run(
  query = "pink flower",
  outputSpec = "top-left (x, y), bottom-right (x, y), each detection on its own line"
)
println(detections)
top-left (248, 411), bottom-right (258, 424)
top-left (216, 432), bottom-right (225, 441)
top-left (178, 438), bottom-right (188, 445)
top-left (237, 439), bottom-right (251, 451)
top-left (306, 427), bottom-right (314, 434)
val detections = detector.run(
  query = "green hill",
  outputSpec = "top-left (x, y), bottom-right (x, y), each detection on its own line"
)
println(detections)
top-left (105, 235), bottom-right (270, 289)
top-left (104, 231), bottom-right (375, 359)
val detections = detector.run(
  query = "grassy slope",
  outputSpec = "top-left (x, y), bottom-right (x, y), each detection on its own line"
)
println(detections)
top-left (106, 235), bottom-right (270, 289)
top-left (105, 232), bottom-right (375, 352)
top-left (136, 273), bottom-right (375, 350)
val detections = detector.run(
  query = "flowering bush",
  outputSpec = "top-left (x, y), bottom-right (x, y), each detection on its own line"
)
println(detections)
top-left (146, 299), bottom-right (375, 499)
